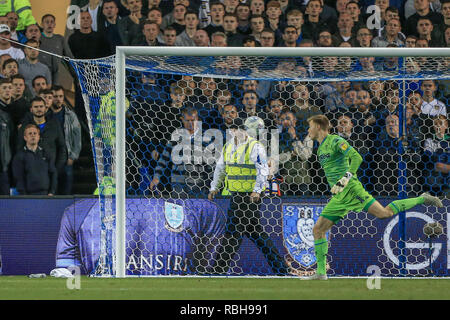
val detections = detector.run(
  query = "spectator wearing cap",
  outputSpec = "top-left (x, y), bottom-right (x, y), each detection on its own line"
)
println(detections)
top-left (0, 24), bottom-right (24, 60)
top-left (18, 39), bottom-right (52, 92)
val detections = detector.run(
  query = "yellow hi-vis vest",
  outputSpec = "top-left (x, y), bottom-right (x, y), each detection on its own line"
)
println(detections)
top-left (223, 137), bottom-right (259, 193)
top-left (0, 0), bottom-right (36, 31)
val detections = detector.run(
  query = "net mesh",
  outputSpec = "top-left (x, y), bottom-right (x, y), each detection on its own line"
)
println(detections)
top-left (70, 52), bottom-right (449, 277)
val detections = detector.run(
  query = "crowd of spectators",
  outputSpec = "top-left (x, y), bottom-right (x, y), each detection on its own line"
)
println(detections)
top-left (0, 0), bottom-right (448, 198)
top-left (0, 7), bottom-right (81, 195)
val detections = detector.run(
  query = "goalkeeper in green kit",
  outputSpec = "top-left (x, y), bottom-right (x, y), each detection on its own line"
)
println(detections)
top-left (303, 115), bottom-right (443, 280)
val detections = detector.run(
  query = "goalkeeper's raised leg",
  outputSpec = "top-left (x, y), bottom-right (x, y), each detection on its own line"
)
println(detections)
top-left (302, 115), bottom-right (443, 280)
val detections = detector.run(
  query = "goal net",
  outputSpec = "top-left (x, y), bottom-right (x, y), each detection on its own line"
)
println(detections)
top-left (70, 47), bottom-right (449, 278)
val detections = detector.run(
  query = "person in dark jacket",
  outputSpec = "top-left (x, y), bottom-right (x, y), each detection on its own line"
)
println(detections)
top-left (0, 106), bottom-right (12, 195)
top-left (12, 123), bottom-right (57, 195)
top-left (17, 97), bottom-right (67, 175)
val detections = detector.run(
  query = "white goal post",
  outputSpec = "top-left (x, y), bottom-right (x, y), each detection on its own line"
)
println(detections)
top-left (114, 47), bottom-right (450, 278)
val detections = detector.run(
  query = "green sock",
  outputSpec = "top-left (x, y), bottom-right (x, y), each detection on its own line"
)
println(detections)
top-left (388, 196), bottom-right (425, 215)
top-left (314, 238), bottom-right (328, 275)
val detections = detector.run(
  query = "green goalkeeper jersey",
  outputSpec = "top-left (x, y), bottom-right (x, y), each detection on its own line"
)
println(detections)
top-left (317, 134), bottom-right (355, 188)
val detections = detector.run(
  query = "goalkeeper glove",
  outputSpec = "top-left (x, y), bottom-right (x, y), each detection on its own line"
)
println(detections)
top-left (331, 172), bottom-right (353, 194)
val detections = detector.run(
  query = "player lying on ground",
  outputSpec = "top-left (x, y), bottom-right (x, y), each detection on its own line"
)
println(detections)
top-left (303, 115), bottom-right (443, 280)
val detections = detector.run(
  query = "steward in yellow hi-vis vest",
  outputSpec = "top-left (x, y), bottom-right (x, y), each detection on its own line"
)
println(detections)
top-left (92, 90), bottom-right (129, 196)
top-left (223, 135), bottom-right (258, 193)
top-left (208, 118), bottom-right (289, 276)
top-left (93, 91), bottom-right (130, 147)
top-left (0, 0), bottom-right (36, 31)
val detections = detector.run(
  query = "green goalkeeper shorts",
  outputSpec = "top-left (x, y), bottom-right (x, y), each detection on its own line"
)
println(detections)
top-left (320, 179), bottom-right (376, 223)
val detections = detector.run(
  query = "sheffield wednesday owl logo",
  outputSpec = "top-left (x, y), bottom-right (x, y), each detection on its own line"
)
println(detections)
top-left (282, 204), bottom-right (327, 267)
top-left (164, 201), bottom-right (185, 233)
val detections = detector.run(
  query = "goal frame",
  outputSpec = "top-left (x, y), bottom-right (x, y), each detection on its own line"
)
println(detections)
top-left (114, 46), bottom-right (450, 278)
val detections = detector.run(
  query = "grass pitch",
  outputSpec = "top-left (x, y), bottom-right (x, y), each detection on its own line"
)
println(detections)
top-left (0, 276), bottom-right (449, 300)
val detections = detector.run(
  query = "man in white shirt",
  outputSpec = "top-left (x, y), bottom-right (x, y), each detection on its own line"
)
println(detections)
top-left (0, 25), bottom-right (24, 60)
top-left (420, 80), bottom-right (447, 117)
